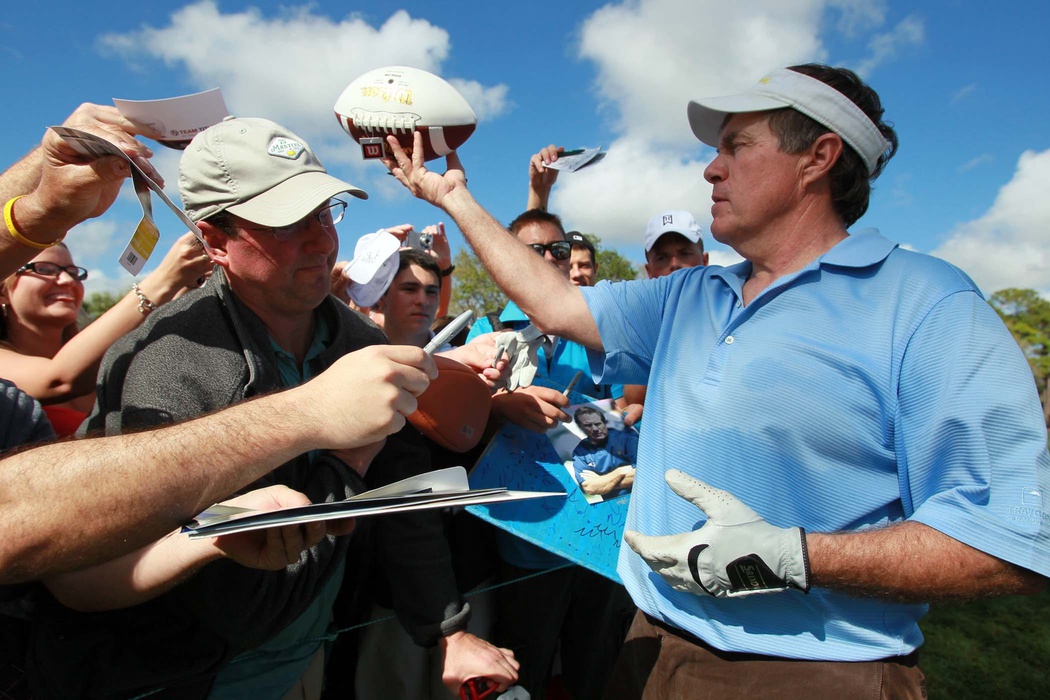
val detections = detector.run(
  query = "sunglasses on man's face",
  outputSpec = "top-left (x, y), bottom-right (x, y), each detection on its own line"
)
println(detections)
top-left (16, 262), bottom-right (89, 281)
top-left (527, 241), bottom-right (572, 261)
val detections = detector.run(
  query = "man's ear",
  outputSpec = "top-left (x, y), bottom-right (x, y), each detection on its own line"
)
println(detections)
top-left (644, 262), bottom-right (653, 279)
top-left (198, 221), bottom-right (232, 271)
top-left (800, 132), bottom-right (844, 187)
top-left (702, 252), bottom-right (710, 267)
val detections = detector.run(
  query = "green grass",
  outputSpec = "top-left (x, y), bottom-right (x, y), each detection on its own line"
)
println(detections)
top-left (919, 588), bottom-right (1050, 695)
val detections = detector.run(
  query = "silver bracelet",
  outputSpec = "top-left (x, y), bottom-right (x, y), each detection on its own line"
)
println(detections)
top-left (132, 283), bottom-right (159, 315)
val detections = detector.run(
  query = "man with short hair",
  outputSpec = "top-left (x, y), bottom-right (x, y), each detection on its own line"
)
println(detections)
top-left (369, 248), bottom-right (443, 347)
top-left (571, 406), bottom-right (637, 497)
top-left (31, 117), bottom-right (516, 699)
top-left (566, 231), bottom-right (598, 287)
top-left (385, 63), bottom-right (1049, 698)
top-left (643, 210), bottom-right (708, 279)
top-left (468, 209), bottom-right (619, 430)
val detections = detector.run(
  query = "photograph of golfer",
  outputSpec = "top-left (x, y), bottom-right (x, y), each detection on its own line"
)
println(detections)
top-left (545, 399), bottom-right (638, 504)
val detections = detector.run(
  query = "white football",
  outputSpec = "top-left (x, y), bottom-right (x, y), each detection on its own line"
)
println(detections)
top-left (334, 65), bottom-right (477, 161)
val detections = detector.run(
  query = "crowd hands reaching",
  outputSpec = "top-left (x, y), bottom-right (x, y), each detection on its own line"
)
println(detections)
top-left (5, 59), bottom-right (1047, 700)
top-left (0, 103), bottom-right (528, 699)
top-left (0, 104), bottom-right (689, 698)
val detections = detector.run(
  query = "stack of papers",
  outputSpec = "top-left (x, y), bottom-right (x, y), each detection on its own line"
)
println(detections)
top-left (184, 467), bottom-right (564, 538)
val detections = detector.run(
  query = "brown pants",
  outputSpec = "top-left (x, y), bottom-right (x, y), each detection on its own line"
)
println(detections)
top-left (604, 612), bottom-right (927, 700)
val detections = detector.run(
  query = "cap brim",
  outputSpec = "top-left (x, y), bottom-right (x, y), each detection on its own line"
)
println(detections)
top-left (227, 171), bottom-right (368, 227)
top-left (687, 93), bottom-right (788, 148)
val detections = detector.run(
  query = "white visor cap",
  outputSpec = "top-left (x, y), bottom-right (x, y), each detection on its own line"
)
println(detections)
top-left (687, 68), bottom-right (892, 174)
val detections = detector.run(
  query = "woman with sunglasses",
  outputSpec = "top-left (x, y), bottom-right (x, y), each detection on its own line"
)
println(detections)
top-left (0, 232), bottom-right (213, 435)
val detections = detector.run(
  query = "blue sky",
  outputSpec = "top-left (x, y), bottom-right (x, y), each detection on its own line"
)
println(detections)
top-left (3, 0), bottom-right (1048, 297)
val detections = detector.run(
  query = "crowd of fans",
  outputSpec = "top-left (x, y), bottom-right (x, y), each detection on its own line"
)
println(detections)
top-left (0, 62), bottom-right (1047, 700)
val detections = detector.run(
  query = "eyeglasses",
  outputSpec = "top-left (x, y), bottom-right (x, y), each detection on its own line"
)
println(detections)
top-left (527, 241), bottom-right (572, 261)
top-left (238, 199), bottom-right (347, 241)
top-left (16, 262), bottom-right (89, 281)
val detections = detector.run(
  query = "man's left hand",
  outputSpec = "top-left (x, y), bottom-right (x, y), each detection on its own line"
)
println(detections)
top-left (210, 485), bottom-right (348, 571)
top-left (438, 332), bottom-right (509, 388)
top-left (440, 630), bottom-right (519, 695)
top-left (624, 470), bottom-right (810, 597)
top-left (383, 132), bottom-right (468, 211)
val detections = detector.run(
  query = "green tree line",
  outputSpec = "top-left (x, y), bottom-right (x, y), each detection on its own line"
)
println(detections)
top-left (449, 233), bottom-right (639, 316)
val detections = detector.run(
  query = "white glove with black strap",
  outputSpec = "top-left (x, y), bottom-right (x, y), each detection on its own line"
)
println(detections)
top-left (492, 324), bottom-right (550, 391)
top-left (624, 469), bottom-right (810, 598)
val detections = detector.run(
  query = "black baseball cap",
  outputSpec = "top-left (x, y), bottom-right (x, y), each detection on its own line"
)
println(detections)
top-left (566, 231), bottom-right (595, 255)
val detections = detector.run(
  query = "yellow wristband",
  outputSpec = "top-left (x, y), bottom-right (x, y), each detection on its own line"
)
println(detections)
top-left (4, 196), bottom-right (63, 250)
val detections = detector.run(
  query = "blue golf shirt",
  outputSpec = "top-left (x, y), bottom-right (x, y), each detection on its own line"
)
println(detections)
top-left (581, 229), bottom-right (1050, 661)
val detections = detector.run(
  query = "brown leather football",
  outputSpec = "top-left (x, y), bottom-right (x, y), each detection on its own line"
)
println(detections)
top-left (408, 355), bottom-right (491, 452)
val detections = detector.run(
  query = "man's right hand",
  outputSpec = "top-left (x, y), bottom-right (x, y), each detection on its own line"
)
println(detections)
top-left (294, 345), bottom-right (438, 448)
top-left (527, 144), bottom-right (563, 211)
top-left (382, 132), bottom-right (468, 211)
top-left (490, 385), bottom-right (570, 433)
top-left (19, 103), bottom-right (163, 233)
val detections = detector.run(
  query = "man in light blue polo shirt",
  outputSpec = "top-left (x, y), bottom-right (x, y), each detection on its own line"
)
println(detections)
top-left (385, 63), bottom-right (1048, 698)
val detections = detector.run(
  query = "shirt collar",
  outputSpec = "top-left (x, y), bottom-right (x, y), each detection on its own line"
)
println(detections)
top-left (708, 228), bottom-right (897, 290)
top-left (269, 311), bottom-right (332, 386)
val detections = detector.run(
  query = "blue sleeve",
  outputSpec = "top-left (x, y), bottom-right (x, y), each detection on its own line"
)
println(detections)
top-left (465, 313), bottom-right (495, 343)
top-left (580, 276), bottom-right (677, 386)
top-left (897, 290), bottom-right (1050, 576)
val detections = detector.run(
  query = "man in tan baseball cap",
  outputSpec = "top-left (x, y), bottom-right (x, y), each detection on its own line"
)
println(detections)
top-left (58, 117), bottom-right (518, 699)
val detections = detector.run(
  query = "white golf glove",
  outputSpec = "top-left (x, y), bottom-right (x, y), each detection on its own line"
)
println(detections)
top-left (624, 469), bottom-right (810, 598)
top-left (492, 325), bottom-right (550, 391)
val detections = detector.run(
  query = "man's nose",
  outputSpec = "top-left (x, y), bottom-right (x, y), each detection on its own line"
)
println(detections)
top-left (302, 217), bottom-right (337, 253)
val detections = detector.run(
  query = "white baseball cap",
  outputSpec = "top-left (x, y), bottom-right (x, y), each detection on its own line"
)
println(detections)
top-left (644, 210), bottom-right (702, 253)
top-left (180, 116), bottom-right (367, 225)
top-left (344, 230), bottom-right (401, 307)
top-left (686, 68), bottom-right (892, 175)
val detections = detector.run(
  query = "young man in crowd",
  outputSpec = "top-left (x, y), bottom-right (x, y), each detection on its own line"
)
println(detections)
top-left (642, 210), bottom-right (708, 279)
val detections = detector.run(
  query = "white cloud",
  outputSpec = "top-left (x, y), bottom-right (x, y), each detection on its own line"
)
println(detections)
top-left (98, 2), bottom-right (509, 145)
top-left (827, 0), bottom-right (887, 36)
top-left (549, 136), bottom-right (711, 246)
top-left (64, 219), bottom-right (121, 266)
top-left (958, 154), bottom-right (993, 173)
top-left (82, 268), bottom-right (135, 297)
top-left (563, 0), bottom-right (845, 248)
top-left (561, 0), bottom-right (912, 253)
top-left (448, 79), bottom-right (511, 121)
top-left (854, 15), bottom-right (924, 77)
top-left (931, 148), bottom-right (1050, 296)
top-left (578, 0), bottom-right (829, 148)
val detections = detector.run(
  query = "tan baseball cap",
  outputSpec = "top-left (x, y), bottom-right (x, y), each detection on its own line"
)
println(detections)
top-left (180, 116), bottom-right (367, 226)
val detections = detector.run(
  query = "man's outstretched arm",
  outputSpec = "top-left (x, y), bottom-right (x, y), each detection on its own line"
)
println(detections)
top-left (0, 345), bottom-right (436, 584)
top-left (383, 133), bottom-right (602, 349)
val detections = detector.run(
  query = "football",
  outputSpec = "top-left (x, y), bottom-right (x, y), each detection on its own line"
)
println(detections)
top-left (334, 65), bottom-right (477, 161)
top-left (408, 356), bottom-right (492, 453)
